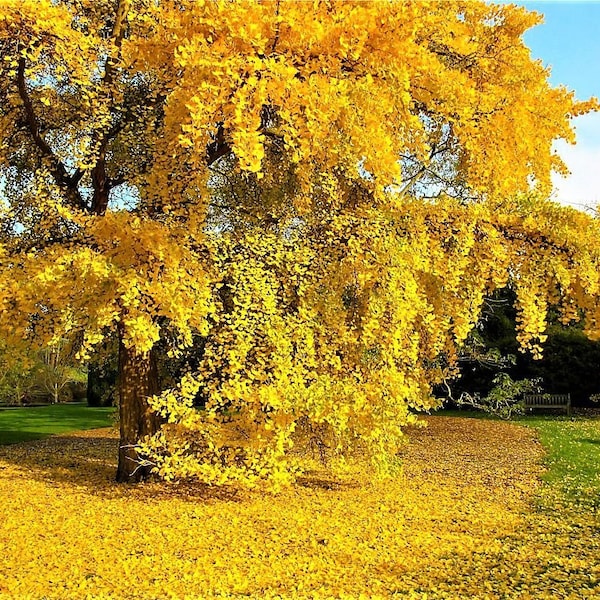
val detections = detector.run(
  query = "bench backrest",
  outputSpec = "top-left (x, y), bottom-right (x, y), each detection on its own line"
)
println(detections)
top-left (523, 394), bottom-right (570, 406)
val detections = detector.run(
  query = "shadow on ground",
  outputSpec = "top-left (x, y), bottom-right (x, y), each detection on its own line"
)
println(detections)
top-left (0, 428), bottom-right (243, 503)
top-left (0, 417), bottom-right (546, 506)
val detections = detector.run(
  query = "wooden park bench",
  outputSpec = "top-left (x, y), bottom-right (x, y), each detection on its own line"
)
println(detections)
top-left (523, 393), bottom-right (571, 416)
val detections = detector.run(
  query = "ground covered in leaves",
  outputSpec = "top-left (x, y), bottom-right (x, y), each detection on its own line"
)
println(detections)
top-left (0, 416), bottom-right (598, 599)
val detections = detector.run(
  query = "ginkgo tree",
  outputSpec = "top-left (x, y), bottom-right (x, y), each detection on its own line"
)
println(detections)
top-left (0, 0), bottom-right (599, 483)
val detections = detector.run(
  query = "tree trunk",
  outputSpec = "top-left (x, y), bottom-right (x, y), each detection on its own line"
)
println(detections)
top-left (116, 334), bottom-right (161, 483)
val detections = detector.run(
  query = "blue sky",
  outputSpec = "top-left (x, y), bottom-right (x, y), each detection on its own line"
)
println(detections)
top-left (502, 1), bottom-right (600, 210)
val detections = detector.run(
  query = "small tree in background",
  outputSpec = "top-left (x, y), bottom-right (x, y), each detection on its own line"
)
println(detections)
top-left (33, 340), bottom-right (86, 404)
top-left (0, 342), bottom-right (35, 405)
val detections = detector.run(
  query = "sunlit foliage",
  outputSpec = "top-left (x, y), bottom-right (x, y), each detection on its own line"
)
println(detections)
top-left (0, 0), bottom-right (599, 482)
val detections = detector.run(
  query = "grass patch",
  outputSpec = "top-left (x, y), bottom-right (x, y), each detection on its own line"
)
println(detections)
top-left (517, 415), bottom-right (600, 509)
top-left (0, 403), bottom-right (115, 445)
top-left (436, 410), bottom-right (600, 593)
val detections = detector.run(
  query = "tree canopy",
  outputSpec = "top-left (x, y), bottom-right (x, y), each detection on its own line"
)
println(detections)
top-left (0, 0), bottom-right (599, 484)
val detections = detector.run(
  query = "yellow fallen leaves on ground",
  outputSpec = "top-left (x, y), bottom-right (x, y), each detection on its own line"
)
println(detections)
top-left (0, 416), bottom-right (598, 599)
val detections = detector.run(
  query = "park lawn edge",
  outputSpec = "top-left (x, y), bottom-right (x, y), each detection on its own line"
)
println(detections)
top-left (0, 402), bottom-right (115, 445)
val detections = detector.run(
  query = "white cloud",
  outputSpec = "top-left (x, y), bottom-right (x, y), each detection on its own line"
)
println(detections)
top-left (550, 112), bottom-right (600, 213)
top-left (551, 142), bottom-right (600, 211)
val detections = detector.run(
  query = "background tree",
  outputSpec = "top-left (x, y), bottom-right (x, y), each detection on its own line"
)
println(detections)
top-left (0, 338), bottom-right (85, 405)
top-left (452, 290), bottom-right (600, 407)
top-left (0, 340), bottom-right (35, 405)
top-left (34, 339), bottom-right (86, 404)
top-left (0, 0), bottom-right (599, 483)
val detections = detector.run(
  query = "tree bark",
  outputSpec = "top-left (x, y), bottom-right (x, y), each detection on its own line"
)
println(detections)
top-left (116, 333), bottom-right (161, 483)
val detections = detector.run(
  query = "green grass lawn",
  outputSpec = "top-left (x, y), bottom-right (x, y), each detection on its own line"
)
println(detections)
top-left (518, 415), bottom-right (600, 509)
top-left (0, 403), bottom-right (115, 445)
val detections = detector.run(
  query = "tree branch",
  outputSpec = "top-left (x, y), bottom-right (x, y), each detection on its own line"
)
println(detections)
top-left (206, 123), bottom-right (231, 166)
top-left (90, 0), bottom-right (131, 214)
top-left (16, 56), bottom-right (87, 211)
top-left (102, 0), bottom-right (130, 92)
top-left (271, 0), bottom-right (281, 54)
